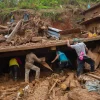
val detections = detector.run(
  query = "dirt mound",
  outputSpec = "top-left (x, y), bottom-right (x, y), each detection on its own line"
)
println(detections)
top-left (68, 88), bottom-right (100, 100)
top-left (28, 80), bottom-right (49, 100)
top-left (0, 69), bottom-right (100, 100)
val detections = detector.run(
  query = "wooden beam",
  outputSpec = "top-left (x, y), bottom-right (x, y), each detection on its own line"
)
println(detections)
top-left (6, 20), bottom-right (22, 42)
top-left (0, 36), bottom-right (100, 53)
top-left (0, 40), bottom-right (66, 53)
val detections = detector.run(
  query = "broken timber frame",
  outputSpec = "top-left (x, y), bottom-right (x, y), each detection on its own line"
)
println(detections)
top-left (0, 36), bottom-right (100, 53)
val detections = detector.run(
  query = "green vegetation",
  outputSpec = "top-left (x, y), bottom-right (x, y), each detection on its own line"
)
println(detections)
top-left (0, 0), bottom-right (99, 21)
top-left (0, 0), bottom-right (99, 9)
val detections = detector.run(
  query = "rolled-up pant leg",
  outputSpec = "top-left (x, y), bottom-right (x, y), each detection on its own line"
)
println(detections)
top-left (25, 62), bottom-right (40, 82)
top-left (31, 65), bottom-right (40, 79)
top-left (25, 68), bottom-right (30, 82)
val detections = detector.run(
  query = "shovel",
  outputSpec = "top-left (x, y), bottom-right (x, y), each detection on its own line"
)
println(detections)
top-left (41, 62), bottom-right (53, 71)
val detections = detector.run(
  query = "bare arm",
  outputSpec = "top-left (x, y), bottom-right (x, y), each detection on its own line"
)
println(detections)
top-left (66, 40), bottom-right (71, 48)
top-left (51, 54), bottom-right (59, 63)
top-left (85, 46), bottom-right (88, 53)
top-left (83, 43), bottom-right (88, 53)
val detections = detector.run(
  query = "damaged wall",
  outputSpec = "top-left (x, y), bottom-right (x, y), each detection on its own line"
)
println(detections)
top-left (83, 4), bottom-right (100, 21)
top-left (85, 20), bottom-right (100, 33)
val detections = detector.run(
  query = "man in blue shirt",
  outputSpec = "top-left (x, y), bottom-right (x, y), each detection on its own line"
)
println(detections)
top-left (23, 12), bottom-right (29, 21)
top-left (51, 51), bottom-right (69, 71)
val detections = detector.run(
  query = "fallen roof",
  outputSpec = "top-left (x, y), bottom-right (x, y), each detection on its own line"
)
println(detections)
top-left (80, 15), bottom-right (100, 25)
top-left (82, 3), bottom-right (100, 14)
top-left (0, 36), bottom-right (100, 53)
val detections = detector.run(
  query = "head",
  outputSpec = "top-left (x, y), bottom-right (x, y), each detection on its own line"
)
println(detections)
top-left (73, 38), bottom-right (80, 44)
top-left (56, 50), bottom-right (61, 55)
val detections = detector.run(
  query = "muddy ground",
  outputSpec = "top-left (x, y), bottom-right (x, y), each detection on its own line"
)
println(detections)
top-left (0, 69), bottom-right (100, 100)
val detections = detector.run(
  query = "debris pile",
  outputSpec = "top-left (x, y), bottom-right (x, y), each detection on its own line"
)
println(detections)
top-left (1, 70), bottom-right (100, 100)
top-left (0, 15), bottom-right (50, 46)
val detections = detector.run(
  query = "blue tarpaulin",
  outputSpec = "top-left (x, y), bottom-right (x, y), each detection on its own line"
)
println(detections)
top-left (85, 80), bottom-right (100, 93)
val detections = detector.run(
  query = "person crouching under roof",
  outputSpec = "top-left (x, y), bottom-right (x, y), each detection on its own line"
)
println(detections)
top-left (51, 51), bottom-right (69, 72)
top-left (9, 57), bottom-right (22, 81)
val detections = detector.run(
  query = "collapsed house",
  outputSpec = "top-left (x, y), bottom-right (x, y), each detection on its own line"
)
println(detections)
top-left (0, 8), bottom-right (100, 76)
top-left (80, 3), bottom-right (100, 34)
top-left (0, 5), bottom-right (100, 100)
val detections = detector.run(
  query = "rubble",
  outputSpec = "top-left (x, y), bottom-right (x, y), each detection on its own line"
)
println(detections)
top-left (0, 15), bottom-right (50, 47)
top-left (28, 80), bottom-right (49, 100)
top-left (0, 5), bottom-right (100, 100)
top-left (0, 69), bottom-right (100, 100)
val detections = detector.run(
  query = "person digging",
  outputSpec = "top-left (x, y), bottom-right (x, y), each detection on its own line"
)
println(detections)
top-left (25, 52), bottom-right (52, 83)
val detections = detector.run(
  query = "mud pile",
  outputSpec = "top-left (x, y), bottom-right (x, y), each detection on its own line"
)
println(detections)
top-left (0, 69), bottom-right (100, 100)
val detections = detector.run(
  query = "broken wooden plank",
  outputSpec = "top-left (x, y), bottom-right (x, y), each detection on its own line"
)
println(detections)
top-left (0, 25), bottom-right (8, 29)
top-left (87, 73), bottom-right (100, 80)
top-left (0, 29), bottom-right (12, 34)
top-left (31, 37), bottom-right (47, 42)
top-left (6, 20), bottom-right (22, 42)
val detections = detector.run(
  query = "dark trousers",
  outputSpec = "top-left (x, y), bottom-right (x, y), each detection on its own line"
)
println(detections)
top-left (10, 65), bottom-right (19, 80)
top-left (77, 56), bottom-right (95, 77)
top-left (58, 61), bottom-right (68, 71)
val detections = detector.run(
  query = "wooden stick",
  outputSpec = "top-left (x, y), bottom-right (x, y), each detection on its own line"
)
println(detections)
top-left (49, 79), bottom-right (58, 94)
top-left (87, 73), bottom-right (100, 80)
